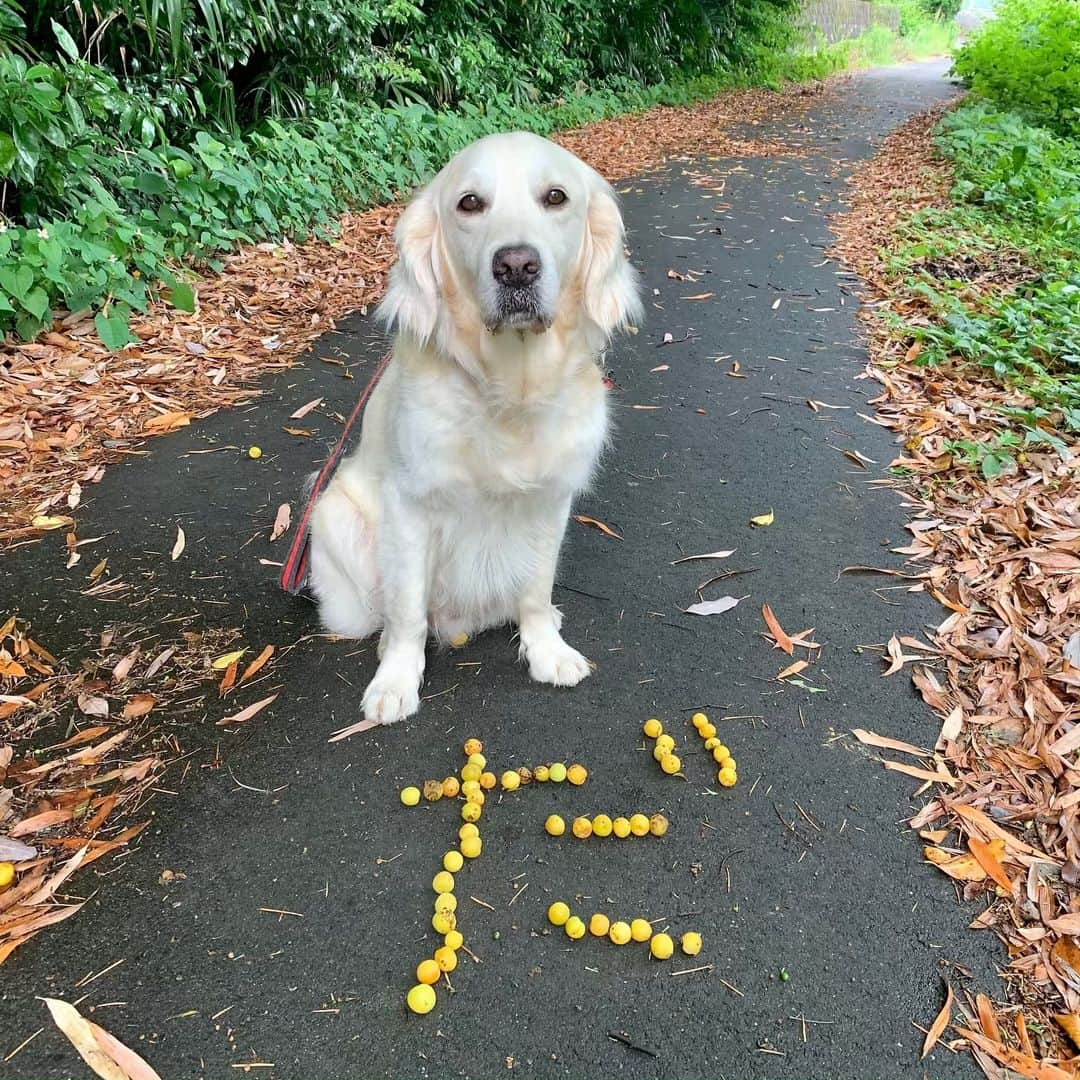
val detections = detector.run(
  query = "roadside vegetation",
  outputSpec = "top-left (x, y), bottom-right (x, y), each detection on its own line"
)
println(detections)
top-left (887, 0), bottom-right (1079, 468)
top-left (0, 0), bottom-right (952, 348)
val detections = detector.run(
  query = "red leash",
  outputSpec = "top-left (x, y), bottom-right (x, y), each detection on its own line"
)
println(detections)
top-left (280, 352), bottom-right (392, 595)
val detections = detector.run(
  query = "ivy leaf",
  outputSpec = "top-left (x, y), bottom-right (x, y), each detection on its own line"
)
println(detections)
top-left (94, 311), bottom-right (137, 351)
top-left (169, 282), bottom-right (195, 313)
top-left (0, 132), bottom-right (16, 175)
top-left (22, 287), bottom-right (51, 321)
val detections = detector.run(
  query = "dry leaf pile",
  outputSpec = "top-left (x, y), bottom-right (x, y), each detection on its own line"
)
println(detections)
top-left (0, 206), bottom-right (398, 542)
top-left (833, 104), bottom-right (1080, 1071)
top-left (0, 616), bottom-right (243, 966)
top-left (0, 81), bottom-right (830, 541)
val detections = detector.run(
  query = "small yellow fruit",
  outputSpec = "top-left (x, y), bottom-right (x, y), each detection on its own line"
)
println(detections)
top-left (432, 911), bottom-right (456, 934)
top-left (465, 789), bottom-right (485, 806)
top-left (548, 762), bottom-right (567, 783)
top-left (463, 738), bottom-right (483, 756)
top-left (567, 764), bottom-right (588, 786)
top-left (417, 959), bottom-right (441, 985)
top-left (400, 786), bottom-right (421, 806)
top-left (565, 916), bottom-right (586, 940)
top-left (407, 983), bottom-right (436, 1014)
top-left (434, 893), bottom-right (457, 914)
top-left (643, 718), bottom-right (663, 738)
top-left (630, 918), bottom-right (652, 943)
top-left (534, 765), bottom-right (550, 782)
top-left (479, 771), bottom-right (497, 790)
top-left (247, 446), bottom-right (262, 459)
top-left (461, 762), bottom-right (481, 783)
top-left (443, 850), bottom-right (464, 873)
top-left (548, 901), bottom-right (571, 926)
top-left (653, 745), bottom-right (669, 762)
top-left (0, 862), bottom-right (13, 890)
top-left (467, 752), bottom-right (487, 770)
top-left (444, 930), bottom-right (464, 951)
top-left (449, 631), bottom-right (469, 647)
top-left (699, 722), bottom-right (717, 740)
top-left (592, 814), bottom-right (613, 838)
top-left (461, 802), bottom-right (482, 823)
top-left (571, 816), bottom-right (593, 839)
top-left (691, 712), bottom-right (709, 729)
top-left (649, 813), bottom-right (669, 837)
top-left (609, 921), bottom-right (632, 945)
top-left (423, 779), bottom-right (443, 802)
top-left (433, 871), bottom-right (455, 894)
top-left (459, 822), bottom-right (480, 840)
top-left (434, 946), bottom-right (458, 972)
top-left (629, 814), bottom-right (650, 837)
top-left (612, 817), bottom-right (631, 838)
top-left (462, 780), bottom-right (481, 798)
top-left (660, 754), bottom-right (681, 775)
top-left (517, 766), bottom-right (533, 785)
top-left (681, 931), bottom-right (703, 956)
top-left (589, 913), bottom-right (610, 937)
top-left (712, 744), bottom-right (731, 763)
top-left (650, 933), bottom-right (675, 960)
top-left (501, 770), bottom-right (521, 791)
top-left (460, 835), bottom-right (482, 859)
top-left (704, 737), bottom-right (719, 751)
top-left (655, 734), bottom-right (675, 754)
top-left (718, 767), bottom-right (737, 788)
top-left (545, 814), bottom-right (566, 837)
top-left (442, 776), bottom-right (460, 798)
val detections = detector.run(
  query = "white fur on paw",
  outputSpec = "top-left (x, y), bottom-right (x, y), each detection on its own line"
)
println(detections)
top-left (362, 667), bottom-right (421, 724)
top-left (526, 639), bottom-right (592, 687)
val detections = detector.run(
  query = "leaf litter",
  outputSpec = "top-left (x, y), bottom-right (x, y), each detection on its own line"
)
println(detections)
top-left (0, 615), bottom-right (278, 965)
top-left (833, 100), bottom-right (1080, 1071)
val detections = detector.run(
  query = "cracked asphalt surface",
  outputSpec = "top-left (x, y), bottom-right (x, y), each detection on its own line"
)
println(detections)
top-left (1, 58), bottom-right (994, 1080)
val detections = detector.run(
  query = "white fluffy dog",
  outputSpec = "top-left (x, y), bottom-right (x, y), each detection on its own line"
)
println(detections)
top-left (307, 131), bottom-right (641, 725)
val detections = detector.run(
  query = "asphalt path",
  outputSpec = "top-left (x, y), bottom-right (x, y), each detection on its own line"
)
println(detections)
top-left (1, 59), bottom-right (991, 1080)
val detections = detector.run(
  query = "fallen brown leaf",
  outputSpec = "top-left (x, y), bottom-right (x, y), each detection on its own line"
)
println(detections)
top-left (573, 515), bottom-right (622, 540)
top-left (239, 645), bottom-right (275, 684)
top-left (122, 693), bottom-right (156, 720)
top-left (270, 503), bottom-right (291, 542)
top-left (217, 693), bottom-right (278, 726)
top-left (761, 603), bottom-right (794, 654)
top-left (45, 997), bottom-right (162, 1080)
top-left (921, 981), bottom-right (953, 1059)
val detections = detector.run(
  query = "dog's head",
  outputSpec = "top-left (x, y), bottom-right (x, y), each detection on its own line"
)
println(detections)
top-left (380, 131), bottom-right (641, 351)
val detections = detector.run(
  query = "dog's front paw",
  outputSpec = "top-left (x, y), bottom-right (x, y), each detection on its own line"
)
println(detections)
top-left (524, 637), bottom-right (593, 687)
top-left (362, 663), bottom-right (421, 725)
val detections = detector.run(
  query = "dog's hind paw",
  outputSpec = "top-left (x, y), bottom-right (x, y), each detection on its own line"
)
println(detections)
top-left (525, 637), bottom-right (593, 687)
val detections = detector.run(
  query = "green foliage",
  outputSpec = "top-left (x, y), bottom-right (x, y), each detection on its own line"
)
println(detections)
top-left (953, 0), bottom-right (1080, 137)
top-left (887, 102), bottom-right (1080, 446)
top-left (0, 0), bottom-right (940, 348)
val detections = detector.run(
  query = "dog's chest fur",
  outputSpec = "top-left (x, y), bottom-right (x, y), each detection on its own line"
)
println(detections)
top-left (395, 344), bottom-right (608, 505)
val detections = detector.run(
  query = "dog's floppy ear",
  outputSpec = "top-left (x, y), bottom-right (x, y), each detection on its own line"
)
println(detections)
top-left (582, 181), bottom-right (643, 338)
top-left (378, 187), bottom-right (440, 343)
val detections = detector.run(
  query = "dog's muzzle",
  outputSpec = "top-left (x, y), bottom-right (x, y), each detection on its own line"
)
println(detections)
top-left (489, 244), bottom-right (549, 331)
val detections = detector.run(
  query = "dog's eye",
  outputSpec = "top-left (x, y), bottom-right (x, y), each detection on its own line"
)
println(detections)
top-left (457, 193), bottom-right (483, 213)
top-left (543, 188), bottom-right (567, 207)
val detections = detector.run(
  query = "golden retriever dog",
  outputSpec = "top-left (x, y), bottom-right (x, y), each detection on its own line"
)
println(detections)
top-left (308, 131), bottom-right (641, 725)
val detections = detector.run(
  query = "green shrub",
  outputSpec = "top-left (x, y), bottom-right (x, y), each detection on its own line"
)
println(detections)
top-left (888, 102), bottom-right (1080, 432)
top-left (953, 0), bottom-right (1080, 137)
top-left (0, 0), bottom-right (938, 348)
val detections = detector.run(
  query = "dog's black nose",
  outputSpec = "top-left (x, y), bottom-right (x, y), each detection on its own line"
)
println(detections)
top-left (492, 245), bottom-right (541, 287)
